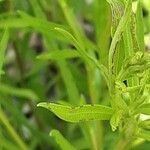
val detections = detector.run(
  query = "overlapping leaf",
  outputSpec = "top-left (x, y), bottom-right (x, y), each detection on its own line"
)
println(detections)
top-left (136, 103), bottom-right (150, 115)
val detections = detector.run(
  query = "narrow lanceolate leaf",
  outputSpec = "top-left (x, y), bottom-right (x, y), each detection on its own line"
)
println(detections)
top-left (50, 129), bottom-right (77, 150)
top-left (58, 0), bottom-right (85, 48)
top-left (54, 27), bottom-right (84, 53)
top-left (0, 28), bottom-right (9, 75)
top-left (37, 50), bottom-right (80, 60)
top-left (136, 103), bottom-right (150, 115)
top-left (37, 102), bottom-right (113, 122)
top-left (136, 0), bottom-right (145, 51)
top-left (0, 12), bottom-right (66, 40)
top-left (109, 0), bottom-right (132, 75)
top-left (0, 83), bottom-right (39, 101)
top-left (54, 27), bottom-right (109, 86)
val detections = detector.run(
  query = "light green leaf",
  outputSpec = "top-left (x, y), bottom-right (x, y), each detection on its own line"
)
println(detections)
top-left (139, 119), bottom-right (150, 130)
top-left (54, 27), bottom-right (83, 53)
top-left (50, 129), bottom-right (77, 150)
top-left (0, 12), bottom-right (66, 40)
top-left (136, 0), bottom-right (145, 51)
top-left (58, 0), bottom-right (97, 52)
top-left (0, 17), bottom-right (31, 28)
top-left (110, 110), bottom-right (123, 131)
top-left (137, 128), bottom-right (150, 141)
top-left (124, 23), bottom-right (134, 58)
top-left (37, 50), bottom-right (80, 60)
top-left (58, 0), bottom-right (85, 48)
top-left (29, 0), bottom-right (46, 19)
top-left (108, 0), bottom-right (132, 74)
top-left (0, 28), bottom-right (9, 75)
top-left (37, 102), bottom-right (113, 123)
top-left (136, 103), bottom-right (150, 115)
top-left (54, 27), bottom-right (109, 86)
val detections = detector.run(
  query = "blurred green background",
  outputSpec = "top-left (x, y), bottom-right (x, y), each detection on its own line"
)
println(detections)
top-left (0, 0), bottom-right (150, 150)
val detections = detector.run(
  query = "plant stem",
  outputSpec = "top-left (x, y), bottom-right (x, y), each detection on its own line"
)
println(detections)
top-left (114, 137), bottom-right (130, 150)
top-left (0, 109), bottom-right (29, 150)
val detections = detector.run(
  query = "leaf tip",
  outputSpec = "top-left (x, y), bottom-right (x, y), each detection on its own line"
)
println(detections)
top-left (54, 27), bottom-right (59, 30)
top-left (49, 129), bottom-right (58, 137)
top-left (37, 102), bottom-right (48, 108)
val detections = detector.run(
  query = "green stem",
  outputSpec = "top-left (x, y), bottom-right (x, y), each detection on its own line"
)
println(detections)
top-left (86, 64), bottom-right (104, 150)
top-left (114, 137), bottom-right (130, 150)
top-left (0, 109), bottom-right (29, 150)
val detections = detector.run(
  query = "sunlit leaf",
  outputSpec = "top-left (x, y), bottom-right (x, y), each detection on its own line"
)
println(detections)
top-left (37, 102), bottom-right (113, 123)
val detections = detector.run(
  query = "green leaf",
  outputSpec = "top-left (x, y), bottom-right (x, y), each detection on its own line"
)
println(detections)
top-left (0, 12), bottom-right (66, 40)
top-left (108, 0), bottom-right (132, 75)
top-left (136, 0), bottom-right (145, 51)
top-left (0, 28), bottom-right (9, 75)
top-left (0, 136), bottom-right (19, 150)
top-left (57, 60), bottom-right (80, 105)
top-left (136, 103), bottom-right (150, 115)
top-left (29, 0), bottom-right (46, 19)
top-left (37, 102), bottom-right (113, 123)
top-left (137, 128), bottom-right (150, 141)
top-left (93, 0), bottom-right (111, 65)
top-left (110, 110), bottom-right (123, 131)
top-left (54, 27), bottom-right (83, 53)
top-left (37, 50), bottom-right (80, 60)
top-left (0, 110), bottom-right (29, 150)
top-left (50, 129), bottom-right (77, 150)
top-left (139, 119), bottom-right (150, 130)
top-left (54, 27), bottom-right (109, 86)
top-left (124, 23), bottom-right (134, 58)
top-left (0, 83), bottom-right (39, 101)
top-left (58, 0), bottom-right (85, 48)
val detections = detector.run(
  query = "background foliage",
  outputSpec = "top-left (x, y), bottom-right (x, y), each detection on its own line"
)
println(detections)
top-left (0, 0), bottom-right (150, 150)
